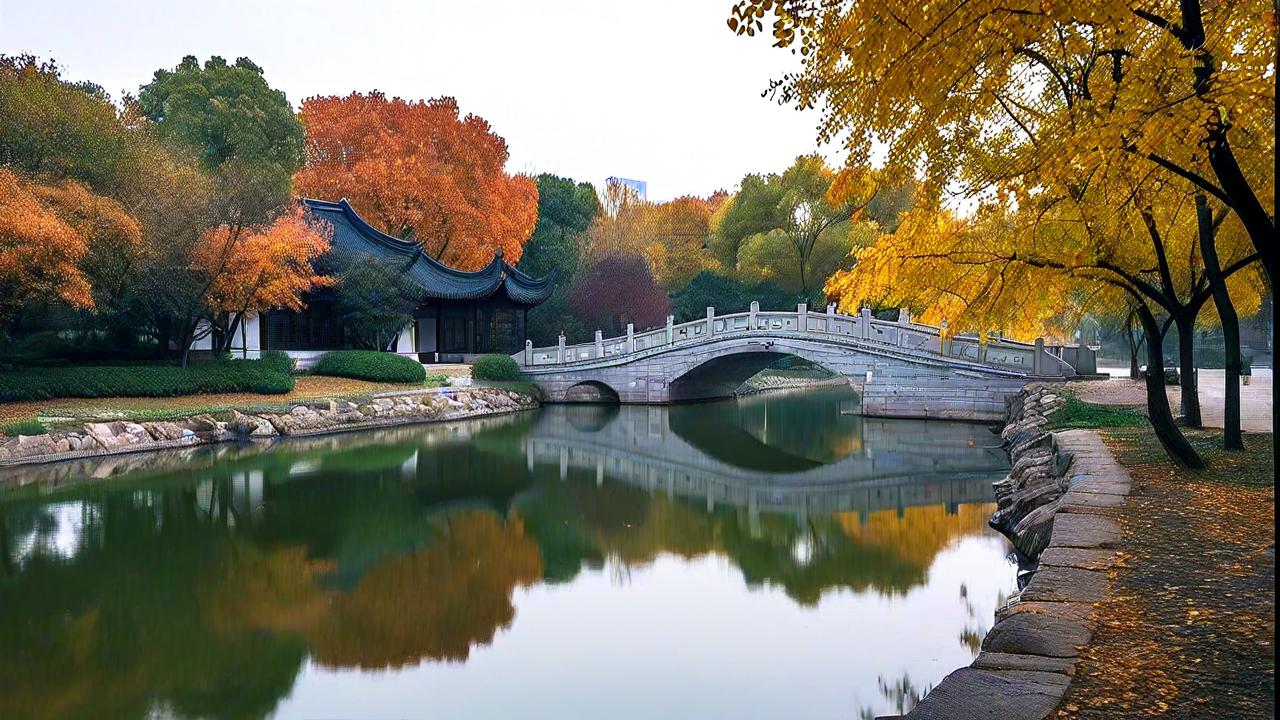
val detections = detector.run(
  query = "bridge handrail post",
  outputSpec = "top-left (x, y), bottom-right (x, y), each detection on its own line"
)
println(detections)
top-left (797, 302), bottom-right (808, 333)
top-left (666, 315), bottom-right (675, 346)
top-left (627, 323), bottom-right (635, 353)
top-left (524, 339), bottom-right (532, 366)
top-left (749, 301), bottom-right (759, 330)
top-left (557, 333), bottom-right (566, 364)
top-left (595, 330), bottom-right (604, 358)
top-left (826, 302), bottom-right (836, 334)
top-left (706, 306), bottom-right (715, 338)
top-left (860, 307), bottom-right (873, 339)
top-left (1033, 337), bottom-right (1045, 374)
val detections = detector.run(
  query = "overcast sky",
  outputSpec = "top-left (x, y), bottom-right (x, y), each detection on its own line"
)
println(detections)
top-left (1, 0), bottom-right (834, 201)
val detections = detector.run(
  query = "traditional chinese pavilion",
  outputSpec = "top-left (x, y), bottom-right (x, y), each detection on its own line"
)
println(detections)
top-left (198, 198), bottom-right (554, 364)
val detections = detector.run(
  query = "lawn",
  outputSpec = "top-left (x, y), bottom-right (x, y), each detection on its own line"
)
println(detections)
top-left (0, 375), bottom-right (444, 425)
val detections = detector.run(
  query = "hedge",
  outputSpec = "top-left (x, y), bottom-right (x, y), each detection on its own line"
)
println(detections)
top-left (472, 354), bottom-right (522, 381)
top-left (0, 360), bottom-right (295, 403)
top-left (309, 350), bottom-right (427, 383)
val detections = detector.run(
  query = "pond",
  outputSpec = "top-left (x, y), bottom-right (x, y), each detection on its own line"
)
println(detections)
top-left (0, 386), bottom-right (1016, 719)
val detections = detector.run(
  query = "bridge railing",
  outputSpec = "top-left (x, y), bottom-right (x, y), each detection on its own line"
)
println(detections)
top-left (516, 302), bottom-right (1086, 376)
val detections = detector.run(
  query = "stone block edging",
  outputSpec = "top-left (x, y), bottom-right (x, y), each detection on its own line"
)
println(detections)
top-left (896, 391), bottom-right (1132, 719)
top-left (0, 386), bottom-right (539, 476)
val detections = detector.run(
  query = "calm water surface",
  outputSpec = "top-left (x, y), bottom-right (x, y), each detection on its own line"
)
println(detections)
top-left (0, 386), bottom-right (1015, 719)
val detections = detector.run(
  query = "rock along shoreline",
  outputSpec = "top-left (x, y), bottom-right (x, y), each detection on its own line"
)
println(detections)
top-left (891, 383), bottom-right (1133, 720)
top-left (0, 386), bottom-right (539, 479)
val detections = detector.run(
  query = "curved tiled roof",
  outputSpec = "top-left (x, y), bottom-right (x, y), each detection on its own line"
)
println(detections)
top-left (302, 198), bottom-right (555, 305)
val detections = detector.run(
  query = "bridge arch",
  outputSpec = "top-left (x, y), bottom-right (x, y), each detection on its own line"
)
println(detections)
top-left (562, 380), bottom-right (621, 404)
top-left (666, 341), bottom-right (856, 403)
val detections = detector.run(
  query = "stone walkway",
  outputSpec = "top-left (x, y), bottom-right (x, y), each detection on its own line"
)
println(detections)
top-left (1079, 368), bottom-right (1272, 433)
top-left (1053, 428), bottom-right (1275, 719)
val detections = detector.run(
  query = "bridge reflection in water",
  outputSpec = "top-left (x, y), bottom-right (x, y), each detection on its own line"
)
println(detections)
top-left (527, 390), bottom-right (1008, 525)
top-left (0, 386), bottom-right (1014, 720)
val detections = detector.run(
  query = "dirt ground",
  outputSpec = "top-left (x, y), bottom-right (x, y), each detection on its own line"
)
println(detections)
top-left (1055, 427), bottom-right (1275, 719)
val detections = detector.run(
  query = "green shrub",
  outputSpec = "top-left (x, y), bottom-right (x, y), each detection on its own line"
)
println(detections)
top-left (0, 360), bottom-right (294, 403)
top-left (310, 350), bottom-right (426, 383)
top-left (260, 350), bottom-right (296, 374)
top-left (471, 354), bottom-right (522, 381)
top-left (3, 418), bottom-right (48, 436)
top-left (424, 373), bottom-right (450, 387)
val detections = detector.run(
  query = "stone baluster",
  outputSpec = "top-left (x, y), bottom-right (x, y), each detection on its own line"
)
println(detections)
top-left (860, 307), bottom-right (873, 339)
top-left (898, 307), bottom-right (912, 325)
top-left (749, 301), bottom-right (759, 329)
top-left (1034, 337), bottom-right (1045, 374)
top-left (666, 315), bottom-right (675, 345)
top-left (797, 302), bottom-right (808, 333)
top-left (524, 339), bottom-right (533, 366)
top-left (557, 333), bottom-right (566, 364)
top-left (706, 306), bottom-right (715, 338)
top-left (595, 330), bottom-right (604, 358)
top-left (627, 323), bottom-right (635, 353)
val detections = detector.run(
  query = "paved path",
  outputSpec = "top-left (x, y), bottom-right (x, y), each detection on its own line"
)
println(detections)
top-left (1075, 368), bottom-right (1272, 433)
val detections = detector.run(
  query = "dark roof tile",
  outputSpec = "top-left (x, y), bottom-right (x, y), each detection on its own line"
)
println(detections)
top-left (302, 198), bottom-right (554, 305)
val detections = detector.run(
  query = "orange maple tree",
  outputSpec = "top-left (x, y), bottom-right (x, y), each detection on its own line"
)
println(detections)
top-left (27, 177), bottom-right (145, 313)
top-left (193, 204), bottom-right (332, 351)
top-left (0, 168), bottom-right (139, 326)
top-left (293, 92), bottom-right (537, 270)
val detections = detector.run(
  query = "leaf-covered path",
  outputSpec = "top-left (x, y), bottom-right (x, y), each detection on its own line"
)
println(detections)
top-left (1055, 429), bottom-right (1274, 718)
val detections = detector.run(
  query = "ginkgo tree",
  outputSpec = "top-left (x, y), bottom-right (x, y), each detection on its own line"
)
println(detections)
top-left (730, 0), bottom-right (1274, 462)
top-left (294, 93), bottom-right (538, 271)
top-left (728, 0), bottom-right (1274, 283)
top-left (827, 165), bottom-right (1263, 466)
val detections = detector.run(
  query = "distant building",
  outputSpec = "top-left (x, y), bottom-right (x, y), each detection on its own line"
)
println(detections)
top-left (605, 176), bottom-right (647, 201)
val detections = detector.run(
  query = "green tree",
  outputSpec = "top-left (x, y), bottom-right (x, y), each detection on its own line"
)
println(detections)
top-left (518, 174), bottom-right (599, 280)
top-left (671, 270), bottom-right (798, 323)
top-left (138, 55), bottom-right (303, 224)
top-left (0, 55), bottom-right (138, 194)
top-left (521, 174), bottom-right (600, 345)
top-left (713, 173), bottom-right (785, 269)
top-left (330, 252), bottom-right (424, 350)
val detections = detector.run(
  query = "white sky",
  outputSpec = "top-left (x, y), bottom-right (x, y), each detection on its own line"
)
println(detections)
top-left (0, 0), bottom-right (832, 201)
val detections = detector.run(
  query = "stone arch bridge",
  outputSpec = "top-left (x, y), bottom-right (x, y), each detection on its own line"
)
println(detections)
top-left (514, 303), bottom-right (1096, 422)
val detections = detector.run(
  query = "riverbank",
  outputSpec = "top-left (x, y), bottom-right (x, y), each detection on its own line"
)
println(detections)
top-left (0, 384), bottom-right (538, 474)
top-left (901, 384), bottom-right (1275, 719)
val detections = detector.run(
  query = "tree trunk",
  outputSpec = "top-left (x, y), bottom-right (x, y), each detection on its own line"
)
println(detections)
top-left (1124, 311), bottom-right (1144, 379)
top-left (1206, 135), bottom-right (1275, 290)
top-left (1197, 195), bottom-right (1244, 450)
top-left (1173, 314), bottom-right (1201, 427)
top-left (1136, 303), bottom-right (1205, 469)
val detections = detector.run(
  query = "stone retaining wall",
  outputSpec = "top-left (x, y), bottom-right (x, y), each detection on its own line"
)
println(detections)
top-left (897, 385), bottom-right (1133, 720)
top-left (0, 386), bottom-right (538, 471)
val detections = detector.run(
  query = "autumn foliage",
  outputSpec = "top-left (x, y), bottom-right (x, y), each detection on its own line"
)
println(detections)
top-left (0, 168), bottom-right (140, 323)
top-left (195, 205), bottom-right (332, 318)
top-left (294, 93), bottom-right (538, 270)
top-left (306, 509), bottom-right (542, 669)
top-left (569, 254), bottom-right (672, 335)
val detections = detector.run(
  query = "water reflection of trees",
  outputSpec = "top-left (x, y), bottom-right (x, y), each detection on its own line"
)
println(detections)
top-left (306, 509), bottom-right (541, 669)
top-left (0, 396), bottom-right (1003, 719)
